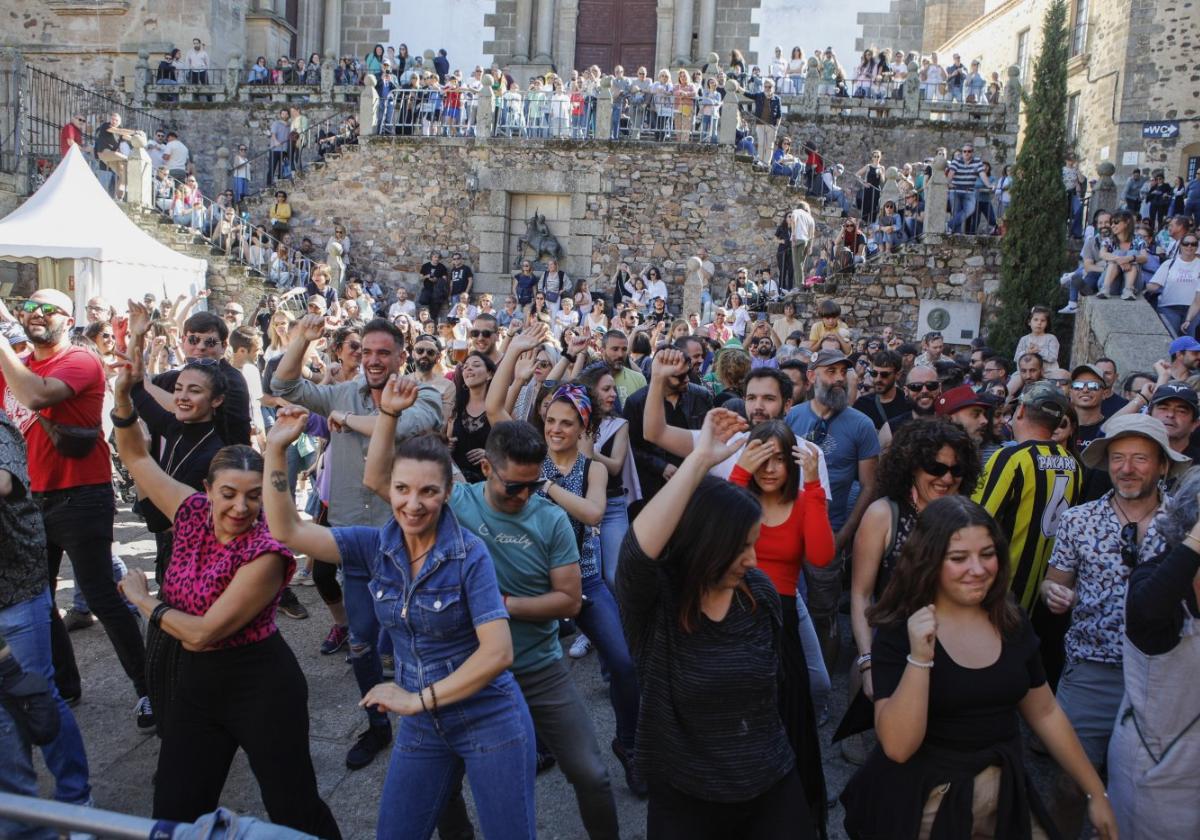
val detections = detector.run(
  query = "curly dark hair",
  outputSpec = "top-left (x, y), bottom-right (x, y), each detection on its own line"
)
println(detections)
top-left (874, 417), bottom-right (982, 503)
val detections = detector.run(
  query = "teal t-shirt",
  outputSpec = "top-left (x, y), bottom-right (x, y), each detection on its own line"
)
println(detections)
top-left (451, 482), bottom-right (579, 674)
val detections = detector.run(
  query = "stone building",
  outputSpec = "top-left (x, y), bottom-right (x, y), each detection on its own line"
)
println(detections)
top-left (855, 0), bottom-right (986, 56)
top-left (3, 0), bottom-right (769, 97)
top-left (928, 0), bottom-right (1198, 189)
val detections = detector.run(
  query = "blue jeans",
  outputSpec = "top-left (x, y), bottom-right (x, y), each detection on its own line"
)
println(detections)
top-left (341, 552), bottom-right (388, 730)
top-left (0, 695), bottom-right (57, 840)
top-left (576, 572), bottom-right (639, 753)
top-left (949, 190), bottom-right (976, 233)
top-left (1069, 270), bottom-right (1102, 302)
top-left (599, 495), bottom-right (629, 592)
top-left (0, 588), bottom-right (91, 806)
top-left (233, 176), bottom-right (248, 203)
top-left (379, 667), bottom-right (535, 840)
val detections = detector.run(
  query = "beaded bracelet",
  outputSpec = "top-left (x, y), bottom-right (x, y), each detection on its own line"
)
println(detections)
top-left (906, 654), bottom-right (934, 669)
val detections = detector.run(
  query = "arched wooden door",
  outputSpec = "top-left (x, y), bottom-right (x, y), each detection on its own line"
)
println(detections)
top-left (575, 0), bottom-right (658, 73)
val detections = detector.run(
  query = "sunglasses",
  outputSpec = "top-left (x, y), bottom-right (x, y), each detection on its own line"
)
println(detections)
top-left (343, 340), bottom-right (362, 351)
top-left (1119, 520), bottom-right (1139, 569)
top-left (1071, 380), bottom-right (1103, 392)
top-left (906, 381), bottom-right (941, 392)
top-left (922, 461), bottom-right (965, 478)
top-left (469, 329), bottom-right (494, 339)
top-left (805, 418), bottom-right (830, 447)
top-left (869, 368), bottom-right (895, 378)
top-left (20, 301), bottom-right (67, 317)
top-left (186, 334), bottom-right (222, 348)
top-left (495, 474), bottom-right (544, 496)
top-left (99, 332), bottom-right (115, 339)
top-left (412, 347), bottom-right (438, 357)
top-left (1182, 241), bottom-right (1199, 247)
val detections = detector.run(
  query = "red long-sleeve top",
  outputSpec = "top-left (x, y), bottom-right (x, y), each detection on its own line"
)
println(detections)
top-left (730, 464), bottom-right (835, 596)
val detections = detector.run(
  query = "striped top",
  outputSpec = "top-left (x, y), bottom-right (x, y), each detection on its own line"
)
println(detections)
top-left (616, 530), bottom-right (794, 802)
top-left (948, 158), bottom-right (985, 192)
top-left (972, 440), bottom-right (1081, 611)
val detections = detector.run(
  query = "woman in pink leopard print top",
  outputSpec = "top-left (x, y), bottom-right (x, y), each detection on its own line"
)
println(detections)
top-left (111, 363), bottom-right (341, 839)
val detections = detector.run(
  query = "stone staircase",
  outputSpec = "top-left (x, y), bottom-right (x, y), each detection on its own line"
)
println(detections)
top-left (120, 203), bottom-right (269, 309)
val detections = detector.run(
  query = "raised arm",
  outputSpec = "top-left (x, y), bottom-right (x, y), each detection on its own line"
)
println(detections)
top-left (488, 323), bottom-right (549, 424)
top-left (111, 360), bottom-right (194, 522)
top-left (261, 406), bottom-right (341, 562)
top-left (543, 459), bottom-right (607, 526)
top-left (0, 331), bottom-right (74, 411)
top-left (363, 374), bottom-right (420, 500)
top-left (631, 408), bottom-right (748, 559)
top-left (642, 349), bottom-right (701, 459)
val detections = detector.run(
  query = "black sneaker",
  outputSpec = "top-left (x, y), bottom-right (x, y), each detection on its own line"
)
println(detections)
top-left (278, 587), bottom-right (309, 620)
top-left (535, 749), bottom-right (557, 775)
top-left (134, 696), bottom-right (155, 729)
top-left (346, 724), bottom-right (392, 770)
top-left (611, 738), bottom-right (648, 798)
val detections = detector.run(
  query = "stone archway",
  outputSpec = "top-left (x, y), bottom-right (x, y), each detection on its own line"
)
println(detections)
top-left (574, 0), bottom-right (658, 72)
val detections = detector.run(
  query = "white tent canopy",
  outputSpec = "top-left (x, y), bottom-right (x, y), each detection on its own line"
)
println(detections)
top-left (0, 145), bottom-right (206, 312)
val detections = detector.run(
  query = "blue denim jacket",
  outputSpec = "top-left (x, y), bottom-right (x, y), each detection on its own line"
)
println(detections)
top-left (333, 507), bottom-right (510, 693)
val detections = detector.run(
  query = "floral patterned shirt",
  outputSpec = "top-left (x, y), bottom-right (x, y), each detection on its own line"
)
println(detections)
top-left (1049, 491), bottom-right (1168, 664)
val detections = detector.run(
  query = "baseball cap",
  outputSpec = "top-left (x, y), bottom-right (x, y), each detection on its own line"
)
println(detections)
top-left (1018, 380), bottom-right (1070, 421)
top-left (1169, 336), bottom-right (1200, 355)
top-left (1084, 414), bottom-right (1192, 477)
top-left (935, 384), bottom-right (991, 416)
top-left (808, 348), bottom-right (850, 370)
top-left (1070, 364), bottom-right (1105, 381)
top-left (1148, 381), bottom-right (1200, 415)
top-left (0, 321), bottom-right (28, 346)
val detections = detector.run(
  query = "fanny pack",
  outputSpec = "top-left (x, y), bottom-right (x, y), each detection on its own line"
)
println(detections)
top-left (37, 414), bottom-right (101, 459)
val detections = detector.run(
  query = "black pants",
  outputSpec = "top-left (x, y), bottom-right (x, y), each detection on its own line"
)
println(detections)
top-left (268, 150), bottom-right (287, 184)
top-left (154, 632), bottom-right (341, 839)
top-left (310, 504), bottom-right (343, 606)
top-left (42, 483), bottom-right (147, 700)
top-left (646, 768), bottom-right (813, 840)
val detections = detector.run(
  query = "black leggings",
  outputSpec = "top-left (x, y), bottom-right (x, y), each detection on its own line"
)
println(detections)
top-left (153, 632), bottom-right (341, 839)
top-left (647, 768), bottom-right (812, 840)
top-left (310, 503), bottom-right (343, 607)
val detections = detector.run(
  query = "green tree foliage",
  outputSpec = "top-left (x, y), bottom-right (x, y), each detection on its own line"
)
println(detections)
top-left (990, 0), bottom-right (1070, 355)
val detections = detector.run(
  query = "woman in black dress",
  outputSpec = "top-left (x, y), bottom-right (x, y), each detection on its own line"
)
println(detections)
top-left (856, 149), bottom-right (885, 224)
top-left (840, 496), bottom-right (1117, 839)
top-left (448, 351), bottom-right (496, 482)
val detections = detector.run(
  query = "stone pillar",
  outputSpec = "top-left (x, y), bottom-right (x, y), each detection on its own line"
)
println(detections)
top-left (273, 0), bottom-right (286, 16)
top-left (321, 53), bottom-right (335, 100)
top-left (359, 73), bottom-right (379, 135)
top-left (534, 0), bottom-right (555, 63)
top-left (225, 53), bottom-right (242, 101)
top-left (1093, 160), bottom-right (1118, 214)
top-left (903, 61), bottom-right (920, 115)
top-left (323, 0), bottom-right (342, 57)
top-left (214, 147), bottom-right (231, 195)
top-left (655, 0), bottom-right (675, 74)
top-left (478, 76), bottom-right (496, 137)
top-left (133, 50), bottom-right (150, 108)
top-left (596, 77), bottom-right (613, 140)
top-left (925, 151), bottom-right (949, 234)
top-left (556, 0), bottom-right (579, 76)
top-left (1004, 65), bottom-right (1022, 130)
top-left (125, 131), bottom-right (153, 209)
top-left (514, 0), bottom-right (534, 61)
top-left (880, 166), bottom-right (901, 208)
top-left (697, 0), bottom-right (716, 60)
top-left (719, 87), bottom-right (740, 145)
top-left (673, 0), bottom-right (694, 66)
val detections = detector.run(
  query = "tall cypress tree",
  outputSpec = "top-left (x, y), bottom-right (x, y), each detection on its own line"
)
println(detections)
top-left (990, 0), bottom-right (1070, 355)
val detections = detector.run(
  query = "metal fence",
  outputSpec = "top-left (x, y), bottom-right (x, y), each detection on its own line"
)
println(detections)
top-left (0, 67), bottom-right (19, 174)
top-left (378, 88), bottom-right (481, 136)
top-left (235, 111), bottom-right (353, 196)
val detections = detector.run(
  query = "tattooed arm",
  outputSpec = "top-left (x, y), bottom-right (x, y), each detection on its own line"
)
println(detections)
top-left (261, 406), bottom-right (343, 563)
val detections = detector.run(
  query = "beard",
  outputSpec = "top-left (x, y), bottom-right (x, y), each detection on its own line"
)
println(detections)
top-left (815, 380), bottom-right (848, 413)
top-left (415, 357), bottom-right (435, 373)
top-left (26, 321), bottom-right (67, 346)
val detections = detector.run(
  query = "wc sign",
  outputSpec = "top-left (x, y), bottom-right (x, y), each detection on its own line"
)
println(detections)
top-left (1142, 121), bottom-right (1180, 140)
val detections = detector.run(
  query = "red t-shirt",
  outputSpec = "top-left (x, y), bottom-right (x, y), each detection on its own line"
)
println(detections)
top-left (0, 345), bottom-right (111, 492)
top-left (729, 465), bottom-right (835, 595)
top-left (59, 123), bottom-right (83, 158)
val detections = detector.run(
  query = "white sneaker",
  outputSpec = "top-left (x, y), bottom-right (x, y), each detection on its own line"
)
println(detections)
top-left (1058, 302), bottom-right (1078, 314)
top-left (569, 634), bottom-right (592, 659)
top-left (1121, 288), bottom-right (1136, 300)
top-left (292, 567), bottom-right (315, 586)
top-left (1059, 272), bottom-right (1075, 288)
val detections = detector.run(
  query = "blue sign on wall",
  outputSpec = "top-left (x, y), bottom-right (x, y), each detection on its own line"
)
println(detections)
top-left (1143, 121), bottom-right (1180, 140)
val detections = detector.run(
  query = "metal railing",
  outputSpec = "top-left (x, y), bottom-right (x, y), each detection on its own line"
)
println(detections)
top-left (148, 66), bottom-right (234, 87)
top-left (492, 90), bottom-right (594, 139)
top-left (0, 792), bottom-right (155, 840)
top-left (235, 111), bottom-right (351, 197)
top-left (24, 66), bottom-right (164, 163)
top-left (379, 88), bottom-right (480, 136)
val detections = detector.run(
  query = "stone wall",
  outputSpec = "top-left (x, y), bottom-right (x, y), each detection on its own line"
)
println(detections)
top-left (341, 0), bottom-right (392, 65)
top-left (778, 109), bottom-right (1016, 170)
top-left (240, 134), bottom-right (1002, 336)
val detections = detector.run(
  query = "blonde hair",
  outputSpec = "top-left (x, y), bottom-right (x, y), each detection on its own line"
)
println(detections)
top-left (268, 309), bottom-right (294, 351)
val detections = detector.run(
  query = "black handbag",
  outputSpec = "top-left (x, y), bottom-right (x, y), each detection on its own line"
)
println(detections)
top-left (37, 414), bottom-right (100, 459)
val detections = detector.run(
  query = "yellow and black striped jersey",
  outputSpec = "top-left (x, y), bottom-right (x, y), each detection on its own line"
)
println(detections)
top-left (972, 440), bottom-right (1081, 611)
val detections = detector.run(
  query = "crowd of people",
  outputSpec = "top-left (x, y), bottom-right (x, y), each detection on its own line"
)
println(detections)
top-left (3, 221), bottom-right (1200, 838)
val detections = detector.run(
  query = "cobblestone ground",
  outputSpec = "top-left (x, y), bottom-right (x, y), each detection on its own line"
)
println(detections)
top-left (38, 503), bottom-right (1058, 839)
